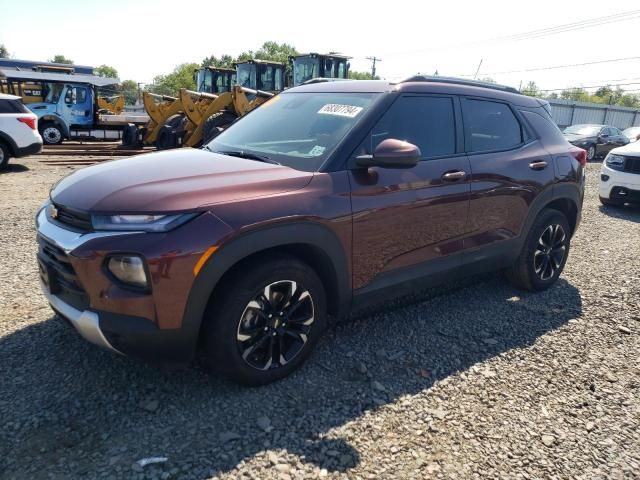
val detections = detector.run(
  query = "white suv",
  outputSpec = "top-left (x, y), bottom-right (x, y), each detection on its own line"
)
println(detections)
top-left (0, 93), bottom-right (43, 168)
top-left (599, 142), bottom-right (640, 206)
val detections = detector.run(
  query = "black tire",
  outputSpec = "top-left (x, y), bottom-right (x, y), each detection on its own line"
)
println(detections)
top-left (586, 144), bottom-right (596, 161)
top-left (506, 208), bottom-right (571, 291)
top-left (155, 114), bottom-right (185, 150)
top-left (0, 141), bottom-right (11, 168)
top-left (599, 196), bottom-right (622, 207)
top-left (39, 122), bottom-right (64, 145)
top-left (202, 111), bottom-right (237, 145)
top-left (121, 124), bottom-right (137, 146)
top-left (201, 254), bottom-right (327, 386)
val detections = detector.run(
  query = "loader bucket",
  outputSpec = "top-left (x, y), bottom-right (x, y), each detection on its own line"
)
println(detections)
top-left (142, 92), bottom-right (183, 145)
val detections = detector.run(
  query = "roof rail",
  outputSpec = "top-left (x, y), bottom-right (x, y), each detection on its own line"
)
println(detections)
top-left (302, 77), bottom-right (353, 85)
top-left (400, 75), bottom-right (520, 94)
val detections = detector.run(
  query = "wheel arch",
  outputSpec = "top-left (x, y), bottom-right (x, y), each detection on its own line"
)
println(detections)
top-left (522, 183), bottom-right (581, 242)
top-left (180, 222), bottom-right (351, 354)
top-left (0, 130), bottom-right (18, 156)
top-left (39, 116), bottom-right (70, 138)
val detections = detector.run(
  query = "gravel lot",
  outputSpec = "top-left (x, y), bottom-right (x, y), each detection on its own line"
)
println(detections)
top-left (1, 155), bottom-right (639, 480)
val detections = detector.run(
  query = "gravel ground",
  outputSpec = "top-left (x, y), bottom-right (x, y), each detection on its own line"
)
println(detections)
top-left (1, 155), bottom-right (639, 480)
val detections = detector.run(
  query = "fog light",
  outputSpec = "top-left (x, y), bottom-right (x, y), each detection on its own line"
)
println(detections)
top-left (107, 255), bottom-right (149, 289)
top-left (601, 174), bottom-right (610, 181)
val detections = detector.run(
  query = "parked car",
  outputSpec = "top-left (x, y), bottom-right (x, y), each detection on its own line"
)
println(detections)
top-left (36, 77), bottom-right (586, 385)
top-left (563, 124), bottom-right (629, 161)
top-left (599, 143), bottom-right (640, 206)
top-left (0, 93), bottom-right (42, 168)
top-left (622, 126), bottom-right (640, 143)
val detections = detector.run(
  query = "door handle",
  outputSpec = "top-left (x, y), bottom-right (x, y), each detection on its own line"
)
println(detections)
top-left (529, 160), bottom-right (548, 170)
top-left (442, 170), bottom-right (466, 181)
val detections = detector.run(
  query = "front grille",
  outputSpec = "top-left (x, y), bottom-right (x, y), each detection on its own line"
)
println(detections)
top-left (37, 235), bottom-right (89, 311)
top-left (53, 203), bottom-right (93, 231)
top-left (623, 156), bottom-right (640, 174)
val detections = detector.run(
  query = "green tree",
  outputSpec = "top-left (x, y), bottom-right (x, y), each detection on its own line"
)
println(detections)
top-left (50, 54), bottom-right (73, 64)
top-left (149, 62), bottom-right (199, 96)
top-left (348, 70), bottom-right (379, 80)
top-left (95, 64), bottom-right (119, 78)
top-left (0, 44), bottom-right (8, 58)
top-left (201, 54), bottom-right (235, 69)
top-left (254, 41), bottom-right (297, 64)
top-left (119, 79), bottom-right (139, 105)
top-left (521, 81), bottom-right (541, 97)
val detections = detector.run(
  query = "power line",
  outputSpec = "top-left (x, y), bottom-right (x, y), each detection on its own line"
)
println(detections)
top-left (460, 55), bottom-right (640, 77)
top-left (381, 9), bottom-right (640, 57)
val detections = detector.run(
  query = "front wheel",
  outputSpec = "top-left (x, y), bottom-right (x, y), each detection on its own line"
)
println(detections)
top-left (40, 123), bottom-right (64, 145)
top-left (586, 144), bottom-right (596, 161)
top-left (599, 196), bottom-right (622, 207)
top-left (0, 141), bottom-right (11, 168)
top-left (506, 208), bottom-right (571, 291)
top-left (201, 255), bottom-right (327, 385)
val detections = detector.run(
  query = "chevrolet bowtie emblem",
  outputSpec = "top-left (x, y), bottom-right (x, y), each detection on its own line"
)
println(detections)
top-left (48, 204), bottom-right (59, 219)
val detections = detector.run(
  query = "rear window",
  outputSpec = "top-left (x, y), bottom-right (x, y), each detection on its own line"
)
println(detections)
top-left (0, 98), bottom-right (30, 114)
top-left (462, 99), bottom-right (522, 153)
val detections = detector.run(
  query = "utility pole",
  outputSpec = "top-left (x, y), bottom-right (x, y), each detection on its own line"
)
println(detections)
top-left (366, 56), bottom-right (382, 79)
top-left (473, 58), bottom-right (483, 80)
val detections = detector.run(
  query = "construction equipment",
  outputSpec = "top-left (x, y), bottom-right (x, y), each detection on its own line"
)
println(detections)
top-left (195, 66), bottom-right (236, 94)
top-left (136, 53), bottom-right (351, 150)
top-left (97, 94), bottom-right (125, 114)
top-left (140, 85), bottom-right (273, 149)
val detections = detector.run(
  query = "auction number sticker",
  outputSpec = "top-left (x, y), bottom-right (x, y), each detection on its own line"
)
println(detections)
top-left (318, 104), bottom-right (363, 118)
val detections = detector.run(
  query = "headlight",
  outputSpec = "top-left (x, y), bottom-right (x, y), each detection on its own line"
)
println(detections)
top-left (605, 154), bottom-right (625, 171)
top-left (106, 255), bottom-right (149, 289)
top-left (92, 213), bottom-right (197, 232)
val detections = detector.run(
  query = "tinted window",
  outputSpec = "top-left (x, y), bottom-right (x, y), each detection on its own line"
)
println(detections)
top-left (462, 99), bottom-right (522, 152)
top-left (0, 99), bottom-right (28, 113)
top-left (371, 96), bottom-right (456, 159)
top-left (610, 127), bottom-right (622, 136)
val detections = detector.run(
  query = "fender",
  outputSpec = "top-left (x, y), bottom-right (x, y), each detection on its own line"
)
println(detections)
top-left (0, 130), bottom-right (18, 155)
top-left (39, 115), bottom-right (70, 138)
top-left (179, 221), bottom-right (351, 353)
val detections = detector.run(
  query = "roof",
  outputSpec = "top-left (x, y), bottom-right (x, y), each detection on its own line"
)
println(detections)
top-left (0, 58), bottom-right (94, 75)
top-left (286, 78), bottom-right (541, 107)
top-left (0, 67), bottom-right (119, 86)
top-left (292, 53), bottom-right (352, 60)
top-left (235, 59), bottom-right (285, 66)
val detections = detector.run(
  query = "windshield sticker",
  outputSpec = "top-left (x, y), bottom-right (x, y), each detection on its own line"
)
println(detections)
top-left (318, 104), bottom-right (363, 118)
top-left (309, 145), bottom-right (326, 157)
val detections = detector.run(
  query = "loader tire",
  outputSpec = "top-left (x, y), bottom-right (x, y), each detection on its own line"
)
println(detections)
top-left (155, 114), bottom-right (185, 150)
top-left (202, 111), bottom-right (237, 145)
top-left (122, 124), bottom-right (137, 146)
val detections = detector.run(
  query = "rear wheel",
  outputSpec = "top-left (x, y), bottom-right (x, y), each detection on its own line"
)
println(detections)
top-left (155, 114), bottom-right (185, 150)
top-left (201, 255), bottom-right (327, 385)
top-left (40, 123), bottom-right (64, 145)
top-left (506, 208), bottom-right (571, 291)
top-left (0, 141), bottom-right (10, 168)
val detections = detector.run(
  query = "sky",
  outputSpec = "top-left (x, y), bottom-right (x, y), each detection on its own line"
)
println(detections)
top-left (1, 0), bottom-right (639, 93)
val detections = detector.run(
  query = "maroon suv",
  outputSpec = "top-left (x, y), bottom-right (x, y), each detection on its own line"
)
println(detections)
top-left (36, 77), bottom-right (586, 385)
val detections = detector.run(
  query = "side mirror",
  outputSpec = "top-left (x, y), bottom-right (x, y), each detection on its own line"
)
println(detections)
top-left (356, 138), bottom-right (421, 169)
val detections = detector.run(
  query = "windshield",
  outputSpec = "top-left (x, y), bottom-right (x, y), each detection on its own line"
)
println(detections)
top-left (564, 125), bottom-right (600, 136)
top-left (237, 64), bottom-right (256, 89)
top-left (206, 92), bottom-right (380, 171)
top-left (43, 83), bottom-right (64, 103)
top-left (293, 57), bottom-right (320, 86)
top-left (196, 69), bottom-right (212, 92)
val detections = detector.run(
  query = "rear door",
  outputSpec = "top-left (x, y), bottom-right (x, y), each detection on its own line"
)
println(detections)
top-left (461, 98), bottom-right (555, 256)
top-left (349, 94), bottom-right (471, 290)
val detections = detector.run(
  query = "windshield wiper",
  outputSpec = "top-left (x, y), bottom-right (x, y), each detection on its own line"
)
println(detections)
top-left (213, 150), bottom-right (280, 165)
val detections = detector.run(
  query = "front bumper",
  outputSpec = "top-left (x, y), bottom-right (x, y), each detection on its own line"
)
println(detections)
top-left (41, 280), bottom-right (122, 354)
top-left (599, 164), bottom-right (640, 200)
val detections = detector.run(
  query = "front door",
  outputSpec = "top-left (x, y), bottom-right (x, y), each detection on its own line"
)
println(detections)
top-left (59, 84), bottom-right (93, 127)
top-left (349, 95), bottom-right (471, 291)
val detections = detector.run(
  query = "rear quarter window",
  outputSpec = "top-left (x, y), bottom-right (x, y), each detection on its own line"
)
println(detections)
top-left (519, 110), bottom-right (567, 144)
top-left (462, 99), bottom-right (522, 153)
top-left (0, 99), bottom-right (29, 114)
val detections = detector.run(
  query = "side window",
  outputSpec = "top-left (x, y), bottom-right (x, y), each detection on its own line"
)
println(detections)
top-left (76, 87), bottom-right (87, 104)
top-left (371, 96), bottom-right (456, 159)
top-left (462, 99), bottom-right (522, 153)
top-left (610, 127), bottom-right (621, 136)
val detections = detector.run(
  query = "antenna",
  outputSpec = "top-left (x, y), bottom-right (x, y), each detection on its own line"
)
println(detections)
top-left (473, 58), bottom-right (483, 80)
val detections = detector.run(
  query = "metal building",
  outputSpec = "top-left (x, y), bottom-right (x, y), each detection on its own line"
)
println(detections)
top-left (547, 98), bottom-right (640, 130)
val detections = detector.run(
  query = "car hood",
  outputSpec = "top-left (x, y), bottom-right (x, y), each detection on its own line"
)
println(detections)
top-left (51, 148), bottom-right (314, 213)
top-left (609, 142), bottom-right (640, 156)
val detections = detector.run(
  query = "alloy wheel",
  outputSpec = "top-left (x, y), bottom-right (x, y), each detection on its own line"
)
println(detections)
top-left (587, 145), bottom-right (595, 161)
top-left (236, 280), bottom-right (314, 370)
top-left (534, 224), bottom-right (567, 281)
